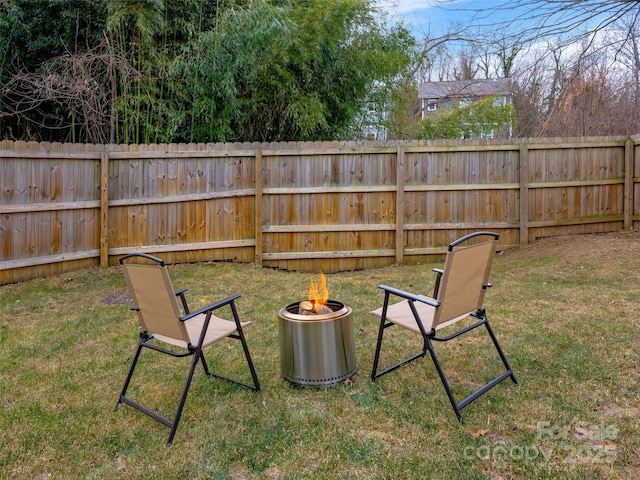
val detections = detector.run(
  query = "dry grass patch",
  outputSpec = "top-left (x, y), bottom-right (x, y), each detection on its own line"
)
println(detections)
top-left (1, 231), bottom-right (639, 479)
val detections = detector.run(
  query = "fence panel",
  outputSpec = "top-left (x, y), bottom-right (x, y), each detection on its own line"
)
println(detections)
top-left (260, 145), bottom-right (397, 273)
top-left (106, 147), bottom-right (256, 265)
top-left (526, 139), bottom-right (626, 240)
top-left (0, 143), bottom-right (102, 284)
top-left (403, 143), bottom-right (521, 262)
top-left (1, 136), bottom-right (638, 285)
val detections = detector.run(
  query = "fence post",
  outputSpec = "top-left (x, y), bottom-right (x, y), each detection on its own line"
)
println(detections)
top-left (519, 143), bottom-right (529, 245)
top-left (99, 151), bottom-right (109, 267)
top-left (624, 138), bottom-right (633, 230)
top-left (395, 146), bottom-right (405, 265)
top-left (254, 148), bottom-right (263, 267)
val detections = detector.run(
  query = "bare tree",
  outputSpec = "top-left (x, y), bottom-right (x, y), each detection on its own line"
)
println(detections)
top-left (433, 1), bottom-right (640, 50)
top-left (473, 41), bottom-right (492, 79)
top-left (387, 32), bottom-right (461, 139)
top-left (611, 14), bottom-right (640, 130)
top-left (453, 51), bottom-right (478, 80)
top-left (429, 0), bottom-right (640, 136)
top-left (1, 40), bottom-right (132, 143)
top-left (494, 37), bottom-right (522, 78)
top-left (542, 69), bottom-right (615, 136)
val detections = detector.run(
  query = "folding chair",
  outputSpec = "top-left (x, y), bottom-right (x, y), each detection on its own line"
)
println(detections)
top-left (370, 231), bottom-right (517, 421)
top-left (117, 253), bottom-right (260, 444)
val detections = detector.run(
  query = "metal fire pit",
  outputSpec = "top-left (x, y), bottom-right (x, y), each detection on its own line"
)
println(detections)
top-left (278, 300), bottom-right (356, 387)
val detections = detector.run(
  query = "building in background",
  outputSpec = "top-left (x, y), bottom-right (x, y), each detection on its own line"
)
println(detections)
top-left (418, 78), bottom-right (513, 138)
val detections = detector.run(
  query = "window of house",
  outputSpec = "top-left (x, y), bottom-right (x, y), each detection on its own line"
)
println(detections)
top-left (427, 100), bottom-right (437, 111)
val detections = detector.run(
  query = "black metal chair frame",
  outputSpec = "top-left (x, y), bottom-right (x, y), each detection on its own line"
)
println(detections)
top-left (371, 232), bottom-right (517, 422)
top-left (116, 253), bottom-right (260, 445)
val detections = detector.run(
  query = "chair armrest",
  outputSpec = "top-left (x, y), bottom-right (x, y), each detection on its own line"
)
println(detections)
top-left (175, 288), bottom-right (190, 314)
top-left (180, 294), bottom-right (241, 322)
top-left (432, 268), bottom-right (444, 297)
top-left (378, 284), bottom-right (440, 308)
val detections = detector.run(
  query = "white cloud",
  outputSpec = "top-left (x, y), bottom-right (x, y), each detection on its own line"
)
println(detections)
top-left (378, 0), bottom-right (437, 15)
top-left (378, 0), bottom-right (486, 38)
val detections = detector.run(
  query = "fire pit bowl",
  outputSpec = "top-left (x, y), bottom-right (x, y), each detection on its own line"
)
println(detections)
top-left (278, 300), bottom-right (356, 387)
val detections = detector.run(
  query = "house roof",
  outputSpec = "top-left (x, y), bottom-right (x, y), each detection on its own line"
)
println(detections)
top-left (418, 78), bottom-right (512, 100)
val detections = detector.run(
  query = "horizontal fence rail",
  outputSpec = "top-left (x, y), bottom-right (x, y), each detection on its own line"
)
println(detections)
top-left (1, 136), bottom-right (639, 285)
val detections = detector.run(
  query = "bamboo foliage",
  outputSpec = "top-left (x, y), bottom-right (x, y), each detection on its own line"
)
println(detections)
top-left (1, 1), bottom-right (416, 145)
top-left (0, 136), bottom-right (638, 285)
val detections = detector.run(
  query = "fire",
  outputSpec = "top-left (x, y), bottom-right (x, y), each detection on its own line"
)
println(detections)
top-left (299, 271), bottom-right (331, 315)
top-left (308, 271), bottom-right (329, 307)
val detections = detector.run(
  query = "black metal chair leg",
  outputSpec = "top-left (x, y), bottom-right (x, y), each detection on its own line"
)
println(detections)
top-left (167, 348), bottom-right (201, 445)
top-left (426, 337), bottom-right (463, 422)
top-left (199, 351), bottom-right (210, 375)
top-left (116, 342), bottom-right (144, 409)
top-left (228, 302), bottom-right (260, 392)
top-left (237, 328), bottom-right (261, 392)
top-left (371, 316), bottom-right (387, 380)
top-left (484, 319), bottom-right (518, 384)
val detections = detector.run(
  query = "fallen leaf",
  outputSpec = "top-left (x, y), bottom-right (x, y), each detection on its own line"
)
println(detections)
top-left (472, 429), bottom-right (490, 438)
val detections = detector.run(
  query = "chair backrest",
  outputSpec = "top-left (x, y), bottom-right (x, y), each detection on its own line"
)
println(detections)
top-left (120, 255), bottom-right (189, 342)
top-left (432, 232), bottom-right (498, 330)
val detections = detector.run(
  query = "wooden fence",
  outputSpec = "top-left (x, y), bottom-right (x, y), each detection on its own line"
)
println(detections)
top-left (1, 136), bottom-right (639, 285)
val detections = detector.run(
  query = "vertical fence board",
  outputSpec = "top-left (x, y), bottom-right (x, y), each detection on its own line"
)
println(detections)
top-left (634, 139), bottom-right (640, 230)
top-left (100, 153), bottom-right (109, 266)
top-left (624, 138), bottom-right (634, 229)
top-left (395, 147), bottom-right (405, 265)
top-left (255, 149), bottom-right (263, 267)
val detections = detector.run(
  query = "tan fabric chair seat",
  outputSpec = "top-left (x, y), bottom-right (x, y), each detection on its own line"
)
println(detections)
top-left (371, 299), bottom-right (473, 333)
top-left (154, 315), bottom-right (252, 348)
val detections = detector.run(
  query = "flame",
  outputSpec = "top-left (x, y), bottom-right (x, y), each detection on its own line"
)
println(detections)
top-left (308, 271), bottom-right (329, 308)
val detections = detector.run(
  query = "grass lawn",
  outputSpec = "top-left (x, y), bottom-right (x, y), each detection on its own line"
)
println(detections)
top-left (1, 231), bottom-right (639, 479)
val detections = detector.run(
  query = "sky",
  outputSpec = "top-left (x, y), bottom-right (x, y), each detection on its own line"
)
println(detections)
top-left (379, 1), bottom-right (635, 80)
top-left (379, 0), bottom-right (512, 39)
top-left (380, 0), bottom-right (621, 43)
